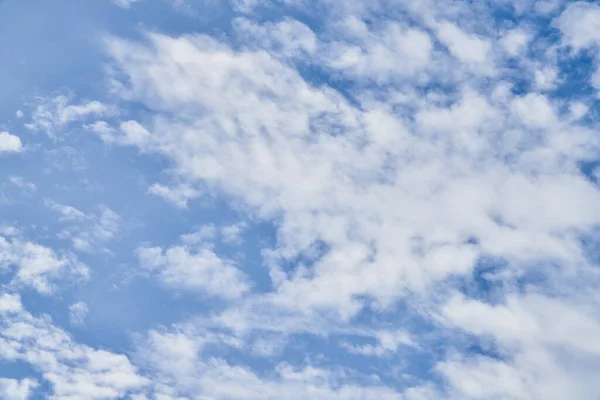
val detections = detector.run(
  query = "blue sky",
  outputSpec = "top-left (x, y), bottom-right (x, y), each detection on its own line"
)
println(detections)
top-left (2, 0), bottom-right (600, 399)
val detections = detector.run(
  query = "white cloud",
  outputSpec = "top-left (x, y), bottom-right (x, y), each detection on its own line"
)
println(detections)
top-left (45, 199), bottom-right (88, 221)
top-left (498, 28), bottom-right (531, 57)
top-left (534, 0), bottom-right (561, 14)
top-left (86, 120), bottom-right (152, 147)
top-left (323, 18), bottom-right (433, 82)
top-left (342, 330), bottom-right (415, 357)
top-left (7, 176), bottom-right (35, 192)
top-left (0, 292), bottom-right (148, 399)
top-left (593, 65), bottom-right (600, 91)
top-left (0, 293), bottom-right (23, 314)
top-left (111, 0), bottom-right (138, 8)
top-left (0, 378), bottom-right (38, 400)
top-left (0, 235), bottom-right (89, 294)
top-left (556, 2), bottom-right (600, 93)
top-left (137, 241), bottom-right (250, 299)
top-left (441, 293), bottom-right (600, 355)
top-left (533, 65), bottom-right (558, 91)
top-left (102, 24), bottom-right (600, 322)
top-left (46, 201), bottom-right (120, 253)
top-left (168, 0), bottom-right (197, 16)
top-left (0, 132), bottom-right (23, 153)
top-left (180, 225), bottom-right (217, 245)
top-left (436, 21), bottom-right (492, 66)
top-left (73, 207), bottom-right (120, 253)
top-left (234, 18), bottom-right (318, 59)
top-left (437, 355), bottom-right (530, 400)
top-left (135, 328), bottom-right (411, 400)
top-left (434, 290), bottom-right (600, 399)
top-left (84, 121), bottom-right (118, 142)
top-left (25, 95), bottom-right (115, 137)
top-left (510, 93), bottom-right (557, 129)
top-left (69, 301), bottom-right (89, 326)
top-left (556, 2), bottom-right (600, 51)
top-left (221, 222), bottom-right (247, 244)
top-left (148, 182), bottom-right (202, 209)
top-left (18, 1), bottom-right (600, 398)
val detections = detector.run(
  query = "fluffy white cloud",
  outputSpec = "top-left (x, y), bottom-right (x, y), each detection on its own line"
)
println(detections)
top-left (498, 28), bottom-right (532, 57)
top-left (0, 378), bottom-right (37, 400)
top-left (433, 288), bottom-right (600, 399)
top-left (435, 21), bottom-right (492, 66)
top-left (0, 132), bottom-right (22, 153)
top-left (137, 238), bottom-right (250, 299)
top-left (0, 234), bottom-right (89, 294)
top-left (0, 293), bottom-right (23, 314)
top-left (556, 2), bottom-right (600, 51)
top-left (0, 292), bottom-right (148, 399)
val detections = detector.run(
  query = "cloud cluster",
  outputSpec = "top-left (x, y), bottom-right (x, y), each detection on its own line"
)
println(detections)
top-left (4, 0), bottom-right (600, 398)
top-left (87, 1), bottom-right (600, 397)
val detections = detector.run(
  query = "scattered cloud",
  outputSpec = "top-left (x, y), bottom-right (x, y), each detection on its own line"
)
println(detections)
top-left (46, 201), bottom-right (120, 253)
top-left (25, 95), bottom-right (116, 138)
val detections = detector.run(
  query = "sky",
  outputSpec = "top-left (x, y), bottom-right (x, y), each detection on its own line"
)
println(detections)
top-left (1, 0), bottom-right (600, 399)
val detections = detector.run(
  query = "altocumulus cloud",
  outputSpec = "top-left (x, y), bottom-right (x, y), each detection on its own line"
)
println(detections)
top-left (1, 0), bottom-right (600, 399)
